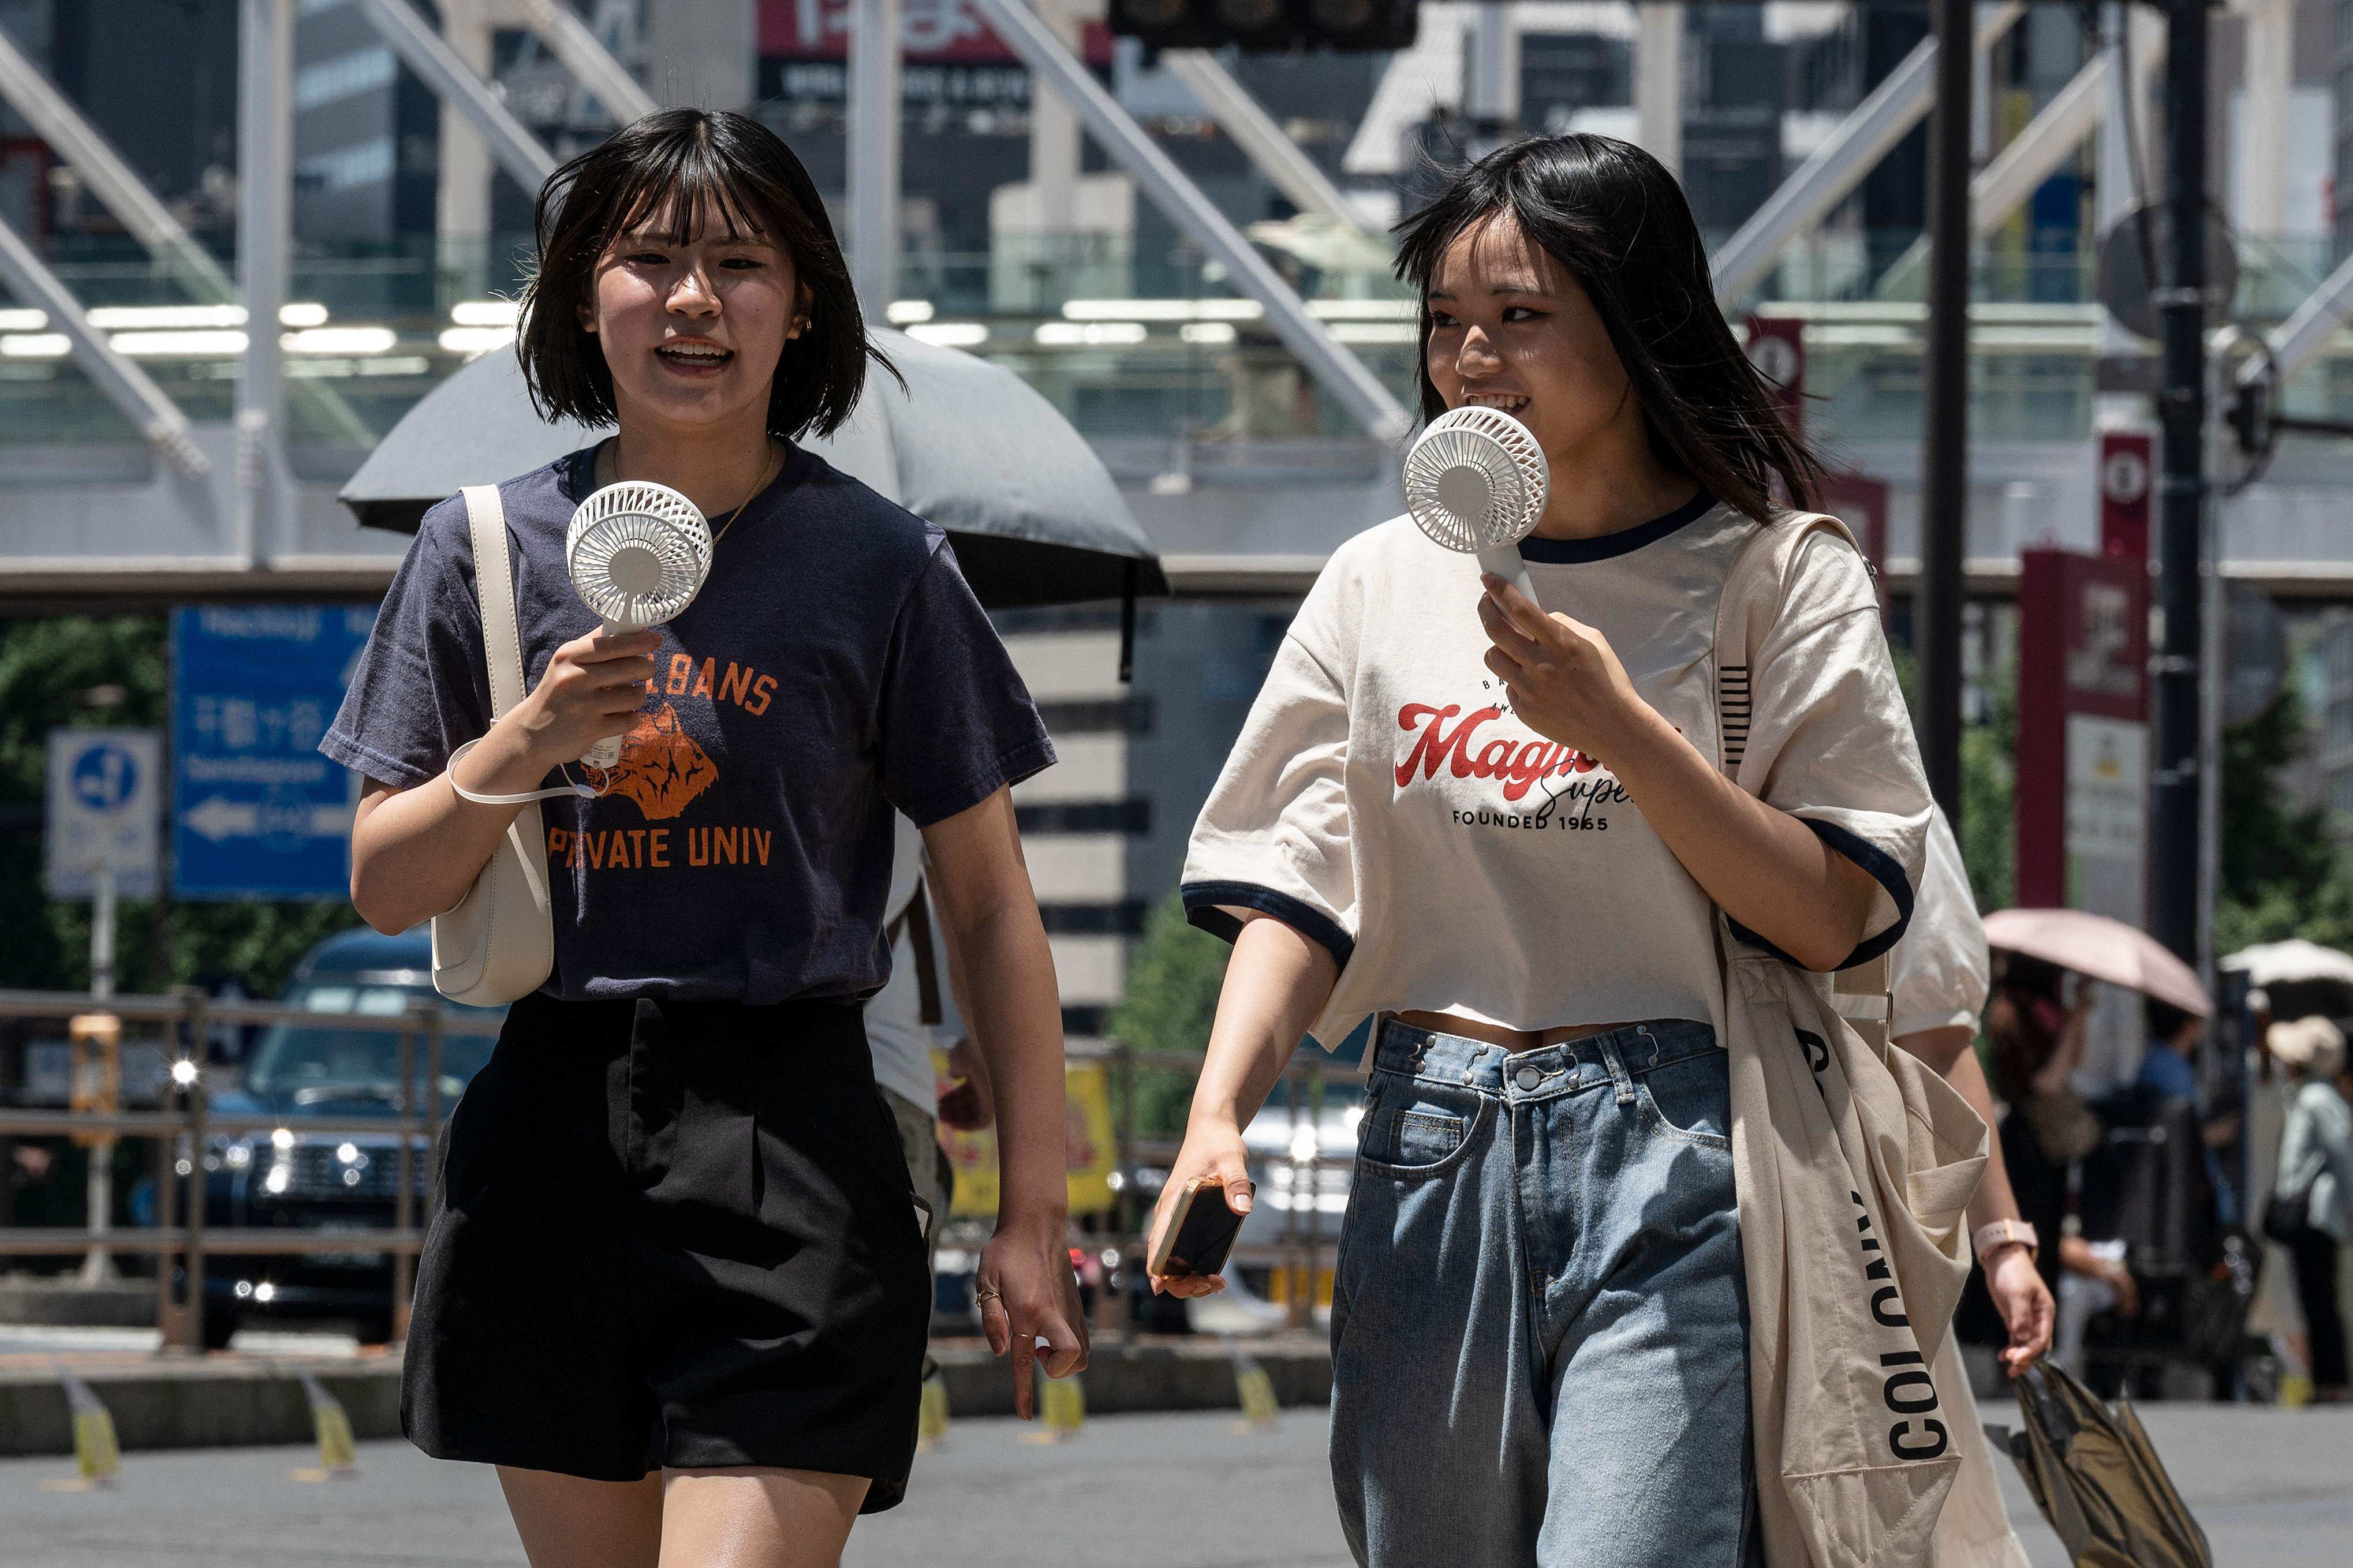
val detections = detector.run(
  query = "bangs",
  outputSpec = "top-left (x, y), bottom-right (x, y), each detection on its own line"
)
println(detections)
top-left (576, 131), bottom-right (776, 260)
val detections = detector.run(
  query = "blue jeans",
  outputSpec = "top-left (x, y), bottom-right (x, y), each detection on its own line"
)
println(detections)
top-left (1329, 1018), bottom-right (1757, 1567)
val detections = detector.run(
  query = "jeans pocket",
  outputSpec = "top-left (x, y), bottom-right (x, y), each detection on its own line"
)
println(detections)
top-left (1637, 1047), bottom-right (1732, 1148)
top-left (1357, 1074), bottom-right (1487, 1177)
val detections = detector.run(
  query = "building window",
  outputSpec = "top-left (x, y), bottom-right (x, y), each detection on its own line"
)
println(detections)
top-left (298, 139), bottom-right (395, 193)
top-left (296, 47), bottom-right (397, 112)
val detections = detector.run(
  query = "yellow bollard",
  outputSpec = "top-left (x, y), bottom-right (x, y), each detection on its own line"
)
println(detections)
top-left (916, 1373), bottom-right (950, 1451)
top-left (292, 1371), bottom-right (359, 1481)
top-left (40, 1365), bottom-right (121, 1490)
top-left (1021, 1364), bottom-right (1085, 1443)
top-left (1228, 1341), bottom-right (1281, 1432)
top-left (1040, 1372), bottom-right (1085, 1436)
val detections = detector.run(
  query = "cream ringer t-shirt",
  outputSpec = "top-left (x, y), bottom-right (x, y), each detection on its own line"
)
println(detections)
top-left (1888, 807), bottom-right (1989, 1042)
top-left (1181, 493), bottom-right (1932, 1049)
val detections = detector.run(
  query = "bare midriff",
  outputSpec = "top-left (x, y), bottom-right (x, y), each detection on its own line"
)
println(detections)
top-left (1396, 1011), bottom-right (1637, 1055)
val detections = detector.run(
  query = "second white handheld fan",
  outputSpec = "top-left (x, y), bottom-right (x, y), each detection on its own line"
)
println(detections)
top-left (564, 480), bottom-right (714, 769)
top-left (1401, 404), bottom-right (1548, 601)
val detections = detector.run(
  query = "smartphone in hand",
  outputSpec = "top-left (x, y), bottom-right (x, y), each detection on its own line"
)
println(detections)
top-left (1148, 1175), bottom-right (1247, 1279)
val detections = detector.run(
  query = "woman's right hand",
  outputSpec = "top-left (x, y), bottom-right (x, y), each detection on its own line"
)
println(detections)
top-left (495, 628), bottom-right (660, 772)
top-left (1145, 1118), bottom-right (1254, 1300)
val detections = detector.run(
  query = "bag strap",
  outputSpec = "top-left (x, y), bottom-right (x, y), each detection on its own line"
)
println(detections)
top-left (463, 485), bottom-right (527, 720)
top-left (1712, 511), bottom-right (1893, 1008)
top-left (455, 485), bottom-right (596, 806)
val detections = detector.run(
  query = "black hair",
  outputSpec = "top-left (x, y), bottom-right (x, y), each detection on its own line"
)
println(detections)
top-left (1394, 134), bottom-right (1824, 522)
top-left (516, 108), bottom-right (899, 439)
top-left (2146, 998), bottom-right (2196, 1043)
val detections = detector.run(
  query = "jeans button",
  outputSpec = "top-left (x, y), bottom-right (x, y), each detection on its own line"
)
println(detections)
top-left (1514, 1065), bottom-right (1542, 1091)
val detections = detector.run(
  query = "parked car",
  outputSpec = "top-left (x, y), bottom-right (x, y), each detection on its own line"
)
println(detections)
top-left (197, 926), bottom-right (501, 1348)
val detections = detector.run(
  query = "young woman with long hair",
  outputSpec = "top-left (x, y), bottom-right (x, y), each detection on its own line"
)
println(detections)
top-left (325, 110), bottom-right (1084, 1567)
top-left (1155, 135), bottom-right (1935, 1566)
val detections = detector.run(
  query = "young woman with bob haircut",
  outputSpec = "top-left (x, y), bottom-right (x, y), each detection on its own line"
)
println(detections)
top-left (324, 109), bottom-right (1084, 1567)
top-left (1157, 134), bottom-right (1937, 1566)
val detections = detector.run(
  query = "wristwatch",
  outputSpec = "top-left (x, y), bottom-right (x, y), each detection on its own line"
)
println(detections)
top-left (1973, 1219), bottom-right (2040, 1263)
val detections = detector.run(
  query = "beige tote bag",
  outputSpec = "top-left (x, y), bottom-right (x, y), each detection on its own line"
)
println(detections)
top-left (1713, 515), bottom-right (1992, 1567)
top-left (429, 484), bottom-right (555, 1005)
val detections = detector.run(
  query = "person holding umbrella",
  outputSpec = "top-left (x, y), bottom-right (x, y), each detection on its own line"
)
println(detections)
top-left (325, 110), bottom-right (1083, 1566)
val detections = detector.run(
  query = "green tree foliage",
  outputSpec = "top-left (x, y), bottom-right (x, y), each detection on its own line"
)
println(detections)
top-left (2212, 686), bottom-right (2353, 955)
top-left (1896, 621), bottom-right (2353, 951)
top-left (0, 616), bottom-right (361, 1000)
top-left (1103, 892), bottom-right (1231, 1137)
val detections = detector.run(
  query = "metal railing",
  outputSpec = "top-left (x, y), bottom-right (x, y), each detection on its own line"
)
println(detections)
top-left (1076, 1039), bottom-right (1349, 1342)
top-left (0, 986), bottom-right (494, 1352)
top-left (0, 986), bottom-right (1344, 1350)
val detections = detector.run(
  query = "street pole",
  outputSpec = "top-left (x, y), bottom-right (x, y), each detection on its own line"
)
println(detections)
top-left (1465, 6), bottom-right (1517, 160)
top-left (2150, 0), bottom-right (2209, 964)
top-left (79, 841), bottom-right (117, 1285)
top-left (236, 0), bottom-right (293, 568)
top-left (847, 0), bottom-right (902, 320)
top-left (1917, 0), bottom-right (1973, 820)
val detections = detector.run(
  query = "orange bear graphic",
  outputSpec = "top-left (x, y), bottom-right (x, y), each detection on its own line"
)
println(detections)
top-left (587, 702), bottom-right (717, 820)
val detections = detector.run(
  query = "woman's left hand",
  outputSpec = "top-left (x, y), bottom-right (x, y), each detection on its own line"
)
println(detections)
top-left (974, 1214), bottom-right (1089, 1419)
top-left (1986, 1244), bottom-right (2055, 1373)
top-left (1477, 575), bottom-right (1650, 762)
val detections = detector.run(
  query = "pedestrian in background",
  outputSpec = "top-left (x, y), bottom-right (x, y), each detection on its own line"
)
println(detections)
top-left (324, 110), bottom-right (1082, 1568)
top-left (1157, 134), bottom-right (1934, 1567)
top-left (2269, 1015), bottom-right (2353, 1401)
top-left (870, 812), bottom-right (988, 1265)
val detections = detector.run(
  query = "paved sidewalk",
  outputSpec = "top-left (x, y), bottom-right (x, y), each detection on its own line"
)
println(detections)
top-left (4, 1404), bottom-right (2348, 1566)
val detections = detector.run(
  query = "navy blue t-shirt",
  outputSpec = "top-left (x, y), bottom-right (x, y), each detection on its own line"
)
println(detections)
top-left (322, 441), bottom-right (1055, 1004)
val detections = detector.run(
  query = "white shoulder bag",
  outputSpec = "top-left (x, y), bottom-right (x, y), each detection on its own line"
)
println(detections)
top-left (429, 484), bottom-right (575, 1005)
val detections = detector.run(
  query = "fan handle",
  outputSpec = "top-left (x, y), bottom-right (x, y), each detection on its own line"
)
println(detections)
top-left (583, 618), bottom-right (634, 770)
top-left (1476, 545), bottom-right (1537, 604)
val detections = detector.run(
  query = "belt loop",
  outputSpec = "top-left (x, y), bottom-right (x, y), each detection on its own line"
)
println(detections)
top-left (1598, 1034), bottom-right (1637, 1107)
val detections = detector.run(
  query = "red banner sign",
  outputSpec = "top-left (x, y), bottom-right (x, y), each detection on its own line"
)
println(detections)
top-left (760, 0), bottom-right (1114, 65)
top-left (2015, 548), bottom-right (2149, 910)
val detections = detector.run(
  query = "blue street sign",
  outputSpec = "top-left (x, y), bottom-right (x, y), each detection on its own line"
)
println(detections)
top-left (72, 743), bottom-right (139, 811)
top-left (171, 605), bottom-right (378, 900)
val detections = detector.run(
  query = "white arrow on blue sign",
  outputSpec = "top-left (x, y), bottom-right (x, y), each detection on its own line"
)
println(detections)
top-left (171, 605), bottom-right (378, 901)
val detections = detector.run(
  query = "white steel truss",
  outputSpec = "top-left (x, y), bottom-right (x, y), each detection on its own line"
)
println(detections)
top-left (1710, 2), bottom-right (2023, 309)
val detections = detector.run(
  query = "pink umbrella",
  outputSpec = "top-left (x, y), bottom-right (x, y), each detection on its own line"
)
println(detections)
top-left (1982, 909), bottom-right (2211, 1019)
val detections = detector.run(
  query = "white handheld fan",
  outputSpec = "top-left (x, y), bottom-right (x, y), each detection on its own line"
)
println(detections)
top-left (1402, 405), bottom-right (1548, 601)
top-left (564, 480), bottom-right (714, 769)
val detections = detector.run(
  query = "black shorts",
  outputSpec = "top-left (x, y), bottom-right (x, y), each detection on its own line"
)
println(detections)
top-left (401, 991), bottom-right (932, 1511)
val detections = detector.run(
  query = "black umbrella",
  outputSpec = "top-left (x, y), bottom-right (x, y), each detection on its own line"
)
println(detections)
top-left (339, 327), bottom-right (1168, 619)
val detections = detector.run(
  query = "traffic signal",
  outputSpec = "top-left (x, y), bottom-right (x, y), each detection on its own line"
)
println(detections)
top-left (1108, 0), bottom-right (1418, 53)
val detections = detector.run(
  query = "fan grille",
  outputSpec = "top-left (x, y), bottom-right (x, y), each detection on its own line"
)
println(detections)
top-left (1402, 405), bottom-right (1549, 554)
top-left (565, 481), bottom-right (713, 630)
